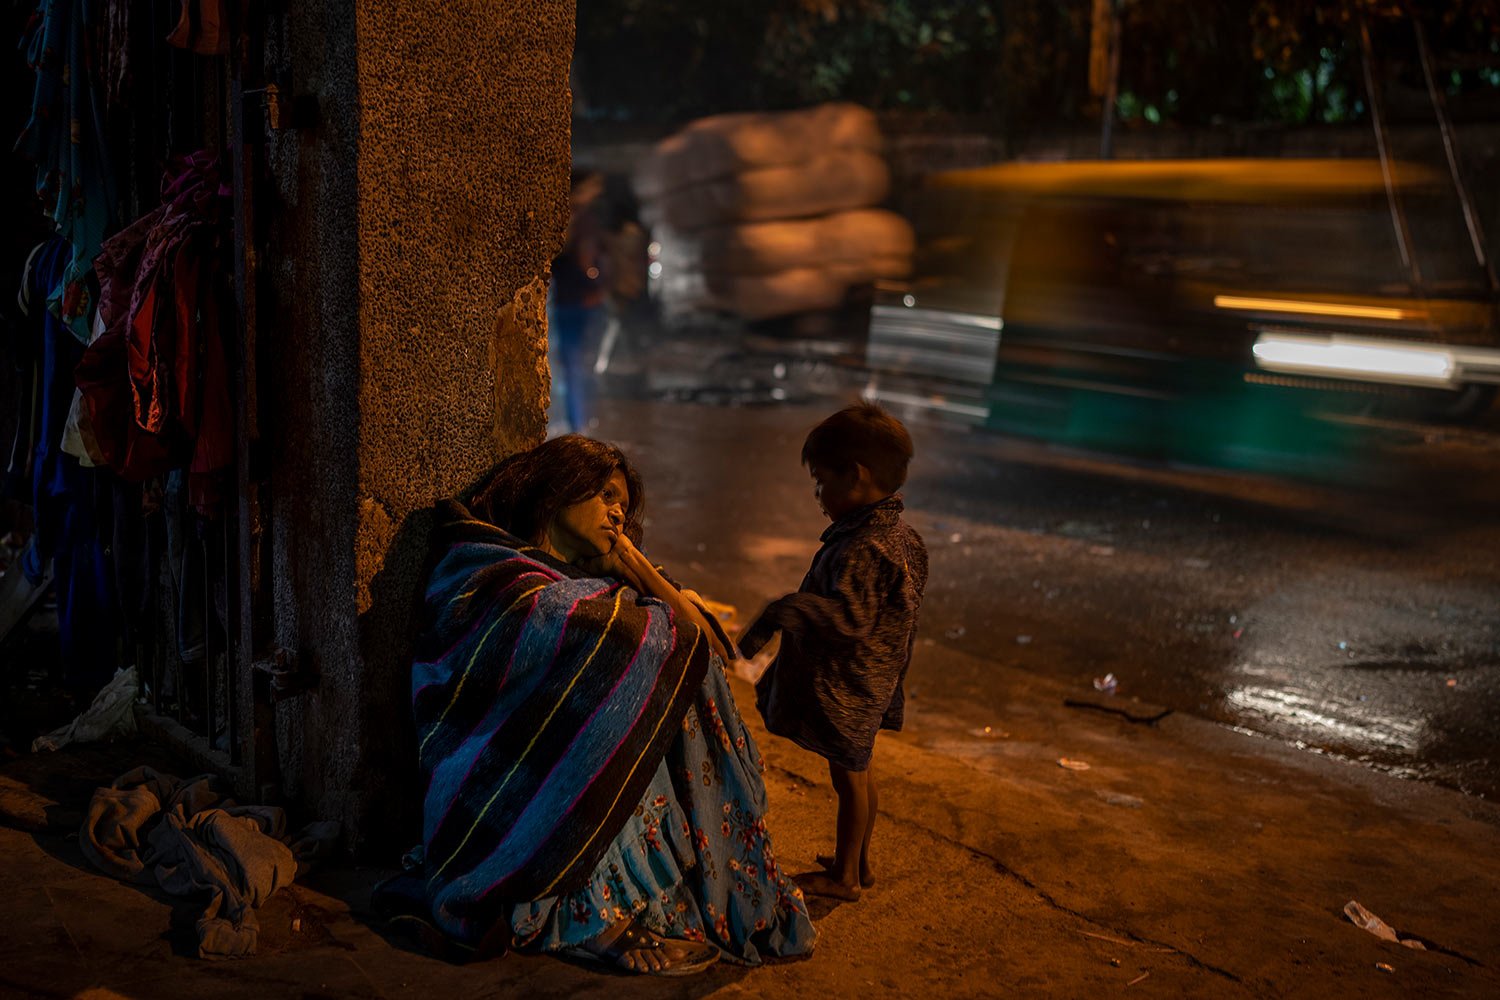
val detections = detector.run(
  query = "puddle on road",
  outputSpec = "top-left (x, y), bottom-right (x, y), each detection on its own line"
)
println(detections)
top-left (1211, 653), bottom-right (1498, 797)
top-left (1222, 684), bottom-right (1429, 753)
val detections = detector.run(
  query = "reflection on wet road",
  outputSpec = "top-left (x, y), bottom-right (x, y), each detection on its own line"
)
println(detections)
top-left (589, 369), bottom-right (1500, 801)
top-left (1225, 680), bottom-right (1430, 757)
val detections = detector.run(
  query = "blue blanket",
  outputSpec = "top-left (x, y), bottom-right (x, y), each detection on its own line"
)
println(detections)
top-left (412, 500), bottom-right (709, 934)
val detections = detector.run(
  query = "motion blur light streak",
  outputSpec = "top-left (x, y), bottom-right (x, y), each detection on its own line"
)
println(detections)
top-left (1252, 332), bottom-right (1455, 387)
top-left (1214, 295), bottom-right (1414, 321)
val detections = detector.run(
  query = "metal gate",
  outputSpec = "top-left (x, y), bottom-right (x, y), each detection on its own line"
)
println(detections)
top-left (127, 0), bottom-right (277, 802)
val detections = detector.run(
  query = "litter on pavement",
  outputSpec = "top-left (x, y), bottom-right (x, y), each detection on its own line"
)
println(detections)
top-left (1343, 900), bottom-right (1427, 950)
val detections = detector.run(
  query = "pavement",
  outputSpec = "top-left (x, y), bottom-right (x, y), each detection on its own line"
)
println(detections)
top-left (2, 652), bottom-right (1498, 999)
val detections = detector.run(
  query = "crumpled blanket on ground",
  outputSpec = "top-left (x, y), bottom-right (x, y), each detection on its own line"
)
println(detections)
top-left (78, 766), bottom-right (335, 959)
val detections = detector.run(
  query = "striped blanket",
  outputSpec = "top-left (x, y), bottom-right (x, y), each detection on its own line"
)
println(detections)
top-left (412, 500), bottom-right (709, 935)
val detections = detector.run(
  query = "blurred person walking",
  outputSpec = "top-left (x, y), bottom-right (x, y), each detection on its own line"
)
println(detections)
top-left (548, 170), bottom-right (608, 433)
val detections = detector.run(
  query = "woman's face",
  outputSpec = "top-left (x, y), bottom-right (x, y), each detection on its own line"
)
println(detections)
top-left (546, 468), bottom-right (630, 563)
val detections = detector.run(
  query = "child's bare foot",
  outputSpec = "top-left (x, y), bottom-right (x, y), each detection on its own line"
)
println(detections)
top-left (816, 853), bottom-right (875, 888)
top-left (796, 870), bottom-right (861, 901)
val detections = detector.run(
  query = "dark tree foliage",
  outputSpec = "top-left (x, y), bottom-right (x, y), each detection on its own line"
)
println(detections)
top-left (572, 1), bottom-right (1500, 129)
top-left (571, 1), bottom-right (775, 121)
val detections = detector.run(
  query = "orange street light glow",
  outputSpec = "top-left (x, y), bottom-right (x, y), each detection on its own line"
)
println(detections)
top-left (1214, 295), bottom-right (1412, 322)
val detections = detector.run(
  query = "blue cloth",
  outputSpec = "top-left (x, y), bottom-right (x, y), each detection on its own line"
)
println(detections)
top-left (414, 503), bottom-right (816, 964)
top-left (20, 237), bottom-right (117, 695)
top-left (14, 0), bottom-right (118, 342)
top-left (416, 504), bottom-right (714, 928)
top-left (503, 658), bottom-right (817, 965)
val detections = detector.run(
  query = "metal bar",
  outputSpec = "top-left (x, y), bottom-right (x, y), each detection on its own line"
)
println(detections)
top-left (1099, 0), bottom-right (1123, 160)
top-left (203, 534), bottom-right (213, 739)
top-left (226, 500), bottom-right (239, 766)
top-left (227, 0), bottom-right (275, 801)
top-left (151, 618), bottom-right (161, 715)
top-left (1358, 15), bottom-right (1424, 293)
top-left (1409, 8), bottom-right (1500, 300)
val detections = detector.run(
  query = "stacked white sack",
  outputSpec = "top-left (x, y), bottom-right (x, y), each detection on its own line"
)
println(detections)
top-left (635, 104), bottom-right (913, 322)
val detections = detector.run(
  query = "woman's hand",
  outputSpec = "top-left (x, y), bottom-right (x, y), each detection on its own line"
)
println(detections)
top-left (578, 531), bottom-right (637, 585)
top-left (594, 537), bottom-right (731, 664)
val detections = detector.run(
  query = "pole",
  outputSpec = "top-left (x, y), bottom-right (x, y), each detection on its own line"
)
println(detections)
top-left (1358, 14), bottom-right (1424, 294)
top-left (1410, 7), bottom-right (1500, 299)
top-left (1100, 0), bottom-right (1123, 159)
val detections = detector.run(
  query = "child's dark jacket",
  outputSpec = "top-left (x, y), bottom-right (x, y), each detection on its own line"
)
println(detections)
top-left (742, 494), bottom-right (928, 771)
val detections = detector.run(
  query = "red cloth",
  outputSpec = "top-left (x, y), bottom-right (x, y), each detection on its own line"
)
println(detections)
top-left (76, 152), bottom-right (233, 513)
top-left (166, 0), bottom-right (230, 56)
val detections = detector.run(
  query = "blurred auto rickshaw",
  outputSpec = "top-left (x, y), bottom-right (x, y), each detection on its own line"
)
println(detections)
top-left (866, 157), bottom-right (1500, 479)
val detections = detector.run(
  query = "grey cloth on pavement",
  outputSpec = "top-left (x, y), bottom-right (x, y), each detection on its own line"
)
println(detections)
top-left (79, 766), bottom-right (301, 959)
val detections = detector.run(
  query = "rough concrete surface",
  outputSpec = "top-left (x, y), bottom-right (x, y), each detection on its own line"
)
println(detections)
top-left (1, 663), bottom-right (1495, 998)
top-left (255, 0), bottom-right (572, 851)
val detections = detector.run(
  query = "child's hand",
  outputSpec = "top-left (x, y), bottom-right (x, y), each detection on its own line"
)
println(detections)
top-left (737, 610), bottom-right (775, 658)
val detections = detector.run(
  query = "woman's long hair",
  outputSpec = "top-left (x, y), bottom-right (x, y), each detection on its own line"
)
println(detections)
top-left (465, 435), bottom-right (646, 548)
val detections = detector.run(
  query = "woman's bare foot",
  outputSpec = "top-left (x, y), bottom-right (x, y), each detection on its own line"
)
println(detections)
top-left (817, 853), bottom-right (875, 888)
top-left (570, 918), bottom-right (719, 975)
top-left (797, 870), bottom-right (862, 901)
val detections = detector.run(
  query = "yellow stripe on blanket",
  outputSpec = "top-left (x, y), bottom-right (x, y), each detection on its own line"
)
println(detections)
top-left (432, 588), bottom-right (626, 879)
top-left (539, 626), bottom-right (702, 897)
top-left (417, 582), bottom-right (548, 760)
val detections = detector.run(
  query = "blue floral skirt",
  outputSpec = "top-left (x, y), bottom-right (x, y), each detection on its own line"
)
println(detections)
top-left (503, 660), bottom-right (817, 964)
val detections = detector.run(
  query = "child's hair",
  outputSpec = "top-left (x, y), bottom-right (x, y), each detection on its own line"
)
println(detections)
top-left (801, 402), bottom-right (913, 493)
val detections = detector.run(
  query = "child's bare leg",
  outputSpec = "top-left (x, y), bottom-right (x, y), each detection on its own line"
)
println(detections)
top-left (799, 761), bottom-right (867, 901)
top-left (818, 761), bottom-right (877, 886)
top-left (859, 763), bottom-right (877, 886)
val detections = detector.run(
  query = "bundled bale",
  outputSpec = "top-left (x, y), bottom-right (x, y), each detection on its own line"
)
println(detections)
top-left (654, 208), bottom-right (913, 276)
top-left (634, 103), bottom-right (883, 200)
top-left (635, 103), bottom-right (915, 322)
top-left (641, 148), bottom-right (891, 232)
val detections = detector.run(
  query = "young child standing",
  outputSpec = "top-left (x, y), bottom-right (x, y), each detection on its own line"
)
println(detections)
top-left (738, 402), bottom-right (928, 900)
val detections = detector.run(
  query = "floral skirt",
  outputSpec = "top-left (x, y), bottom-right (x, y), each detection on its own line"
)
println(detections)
top-left (503, 660), bottom-right (816, 964)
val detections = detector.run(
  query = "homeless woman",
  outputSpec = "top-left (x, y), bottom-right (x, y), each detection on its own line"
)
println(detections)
top-left (410, 434), bottom-right (816, 976)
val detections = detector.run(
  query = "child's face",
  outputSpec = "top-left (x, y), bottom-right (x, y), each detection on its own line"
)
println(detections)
top-left (809, 463), bottom-right (863, 521)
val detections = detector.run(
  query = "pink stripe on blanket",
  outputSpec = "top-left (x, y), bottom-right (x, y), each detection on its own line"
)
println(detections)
top-left (427, 581), bottom-right (615, 834)
top-left (474, 601), bottom-right (672, 899)
top-left (412, 570), bottom-right (554, 701)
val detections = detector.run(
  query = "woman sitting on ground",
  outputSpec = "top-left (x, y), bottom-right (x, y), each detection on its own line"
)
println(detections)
top-left (411, 434), bottom-right (816, 975)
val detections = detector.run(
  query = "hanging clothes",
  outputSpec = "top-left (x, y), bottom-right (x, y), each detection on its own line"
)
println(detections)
top-left (4, 243), bottom-right (47, 500)
top-left (165, 0), bottom-right (229, 56)
top-left (75, 151), bottom-right (233, 515)
top-left (14, 0), bottom-right (119, 343)
top-left (99, 0), bottom-right (132, 107)
top-left (17, 236), bottom-right (120, 699)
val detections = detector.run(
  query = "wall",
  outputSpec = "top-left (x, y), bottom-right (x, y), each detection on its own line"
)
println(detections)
top-left (261, 0), bottom-right (572, 853)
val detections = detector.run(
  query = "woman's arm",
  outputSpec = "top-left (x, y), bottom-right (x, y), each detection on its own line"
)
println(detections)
top-left (587, 534), bottom-right (733, 664)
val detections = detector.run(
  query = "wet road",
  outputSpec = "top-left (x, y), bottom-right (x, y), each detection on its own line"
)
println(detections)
top-left (582, 335), bottom-right (1500, 801)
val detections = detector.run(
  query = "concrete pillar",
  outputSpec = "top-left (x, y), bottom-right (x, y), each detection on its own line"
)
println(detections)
top-left (260, 1), bottom-right (571, 852)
